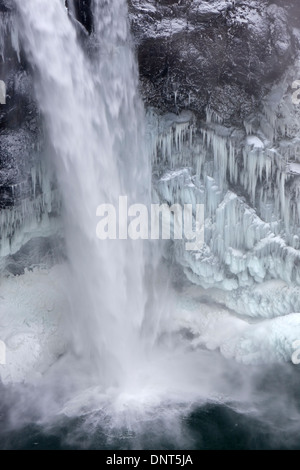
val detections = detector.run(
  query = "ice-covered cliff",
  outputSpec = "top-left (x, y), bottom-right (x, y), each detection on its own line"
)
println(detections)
top-left (0, 1), bottom-right (61, 271)
top-left (127, 0), bottom-right (300, 319)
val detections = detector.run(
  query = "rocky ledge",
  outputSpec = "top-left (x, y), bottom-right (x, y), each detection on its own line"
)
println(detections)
top-left (129, 0), bottom-right (300, 124)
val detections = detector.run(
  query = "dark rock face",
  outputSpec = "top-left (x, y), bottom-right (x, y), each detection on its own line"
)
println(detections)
top-left (0, 0), bottom-right (94, 214)
top-left (0, 4), bottom-right (39, 206)
top-left (66, 0), bottom-right (93, 34)
top-left (128, 0), bottom-right (300, 123)
top-left (76, 0), bottom-right (93, 33)
top-left (4, 236), bottom-right (66, 275)
top-left (0, 0), bottom-right (297, 190)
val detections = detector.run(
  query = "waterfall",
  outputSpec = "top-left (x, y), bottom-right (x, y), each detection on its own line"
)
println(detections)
top-left (1, 0), bottom-right (299, 449)
top-left (14, 0), bottom-right (153, 388)
top-left (2, 0), bottom-right (300, 450)
top-left (7, 2), bottom-right (233, 423)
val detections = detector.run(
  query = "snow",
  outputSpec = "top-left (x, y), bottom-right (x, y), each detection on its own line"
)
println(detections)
top-left (173, 287), bottom-right (300, 365)
top-left (2, 264), bottom-right (300, 389)
top-left (289, 162), bottom-right (300, 175)
top-left (0, 264), bottom-right (67, 384)
top-left (246, 136), bottom-right (264, 149)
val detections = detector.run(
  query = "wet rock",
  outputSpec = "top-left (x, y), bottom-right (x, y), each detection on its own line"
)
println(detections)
top-left (128, 0), bottom-right (299, 123)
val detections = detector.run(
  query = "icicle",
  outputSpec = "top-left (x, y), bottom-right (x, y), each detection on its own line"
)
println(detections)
top-left (244, 120), bottom-right (253, 136)
top-left (0, 12), bottom-right (10, 61)
top-left (206, 106), bottom-right (223, 125)
top-left (0, 11), bottom-right (20, 62)
top-left (0, 158), bottom-right (61, 258)
top-left (147, 110), bottom-right (195, 168)
top-left (11, 22), bottom-right (20, 63)
top-left (0, 80), bottom-right (6, 104)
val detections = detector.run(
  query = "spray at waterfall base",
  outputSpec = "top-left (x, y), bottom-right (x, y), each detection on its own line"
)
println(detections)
top-left (96, 197), bottom-right (204, 251)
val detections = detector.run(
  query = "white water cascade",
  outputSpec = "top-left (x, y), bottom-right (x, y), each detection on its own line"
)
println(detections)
top-left (5, 1), bottom-right (238, 424)
top-left (1, 0), bottom-right (300, 447)
top-left (16, 0), bottom-right (162, 385)
top-left (13, 0), bottom-right (156, 390)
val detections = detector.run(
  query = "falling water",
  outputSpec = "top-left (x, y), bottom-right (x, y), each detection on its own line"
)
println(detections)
top-left (9, 0), bottom-right (234, 424)
top-left (14, 0), bottom-right (155, 390)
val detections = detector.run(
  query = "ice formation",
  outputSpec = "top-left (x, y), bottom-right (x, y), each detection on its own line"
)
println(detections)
top-left (0, 0), bottom-right (300, 409)
top-left (0, 160), bottom-right (61, 261)
top-left (149, 62), bottom-right (300, 299)
top-left (0, 10), bottom-right (20, 62)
